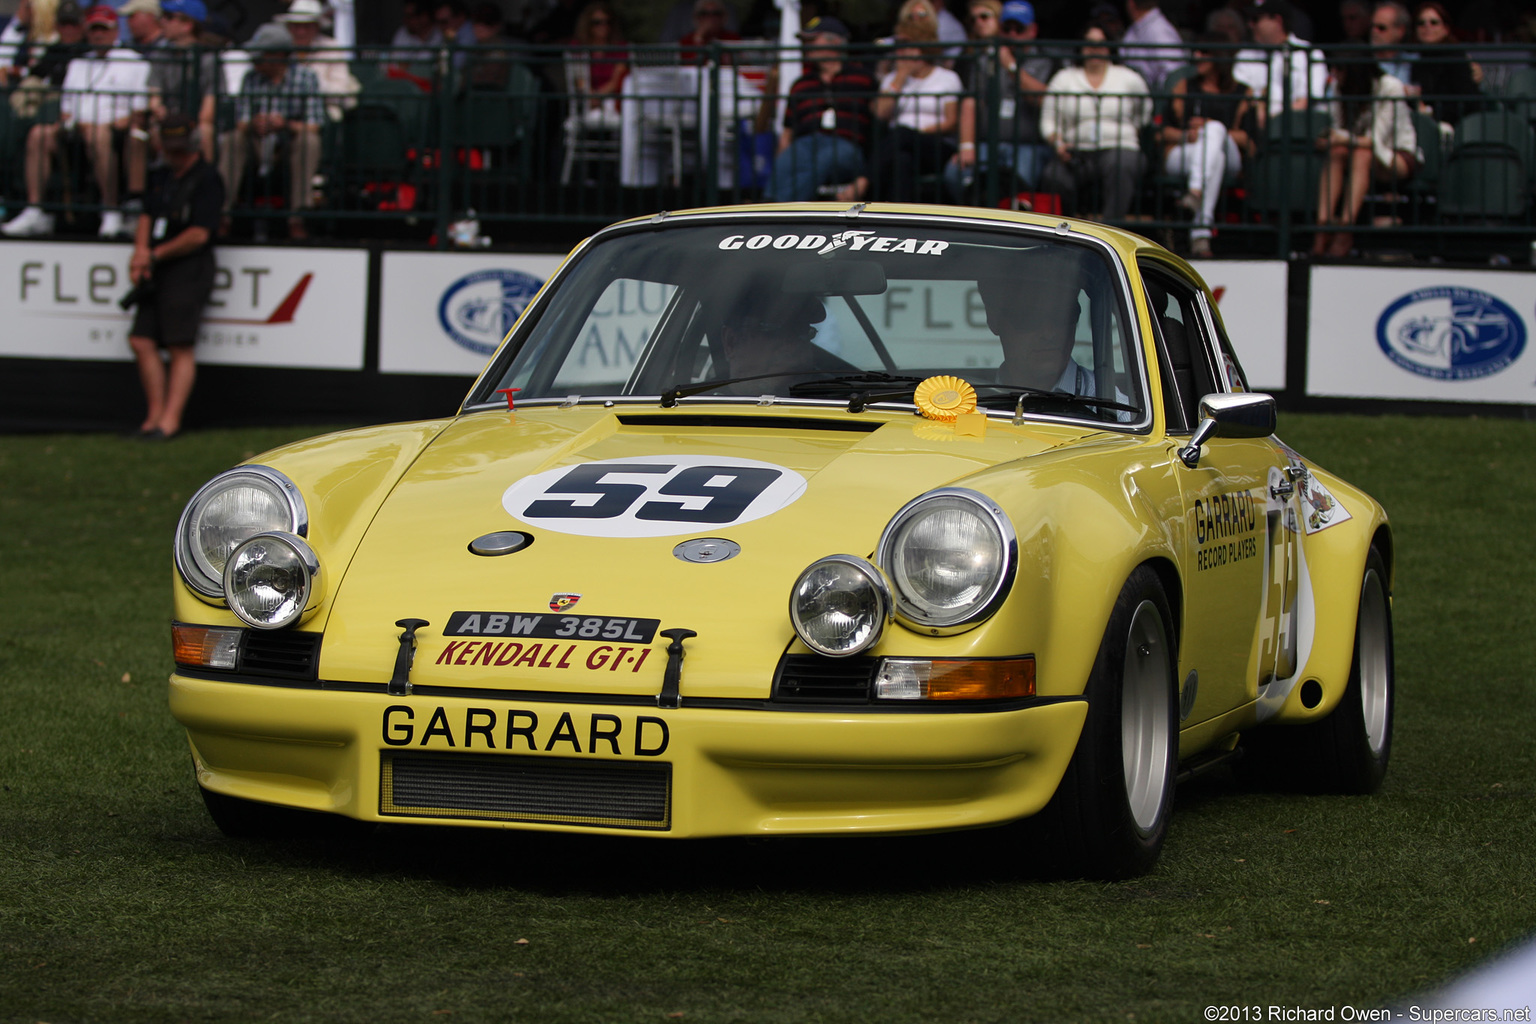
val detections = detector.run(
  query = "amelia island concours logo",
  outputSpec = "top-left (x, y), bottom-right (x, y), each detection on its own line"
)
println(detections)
top-left (438, 269), bottom-right (545, 357)
top-left (1376, 285), bottom-right (1526, 381)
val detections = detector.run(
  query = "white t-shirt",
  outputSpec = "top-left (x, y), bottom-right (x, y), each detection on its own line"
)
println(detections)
top-left (1235, 34), bottom-right (1328, 116)
top-left (881, 65), bottom-right (963, 134)
top-left (61, 48), bottom-right (150, 126)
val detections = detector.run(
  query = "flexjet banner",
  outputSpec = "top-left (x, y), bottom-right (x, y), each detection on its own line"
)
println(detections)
top-left (1307, 266), bottom-right (1536, 403)
top-left (0, 242), bottom-right (367, 368)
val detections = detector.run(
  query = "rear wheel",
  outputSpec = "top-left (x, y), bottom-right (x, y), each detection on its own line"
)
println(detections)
top-left (1249, 547), bottom-right (1394, 794)
top-left (1026, 565), bottom-right (1178, 879)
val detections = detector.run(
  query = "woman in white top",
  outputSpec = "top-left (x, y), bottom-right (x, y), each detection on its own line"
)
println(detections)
top-left (1038, 24), bottom-right (1151, 221)
top-left (1313, 52), bottom-right (1419, 258)
top-left (865, 15), bottom-right (962, 202)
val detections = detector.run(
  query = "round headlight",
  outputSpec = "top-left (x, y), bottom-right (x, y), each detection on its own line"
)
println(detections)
top-left (789, 555), bottom-right (891, 657)
top-left (877, 488), bottom-right (1016, 634)
top-left (223, 532), bottom-right (321, 630)
top-left (175, 467), bottom-right (307, 599)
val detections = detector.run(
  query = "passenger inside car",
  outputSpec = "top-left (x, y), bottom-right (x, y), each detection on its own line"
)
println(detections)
top-left (975, 251), bottom-right (1091, 393)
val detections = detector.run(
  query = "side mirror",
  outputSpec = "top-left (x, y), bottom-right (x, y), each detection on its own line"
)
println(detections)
top-left (1178, 392), bottom-right (1277, 468)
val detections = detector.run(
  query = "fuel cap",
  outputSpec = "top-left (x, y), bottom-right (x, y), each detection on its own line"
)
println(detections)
top-left (673, 538), bottom-right (740, 564)
top-left (469, 531), bottom-right (533, 556)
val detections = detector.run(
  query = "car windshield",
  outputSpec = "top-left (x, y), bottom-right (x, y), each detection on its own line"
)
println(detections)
top-left (474, 218), bottom-right (1146, 426)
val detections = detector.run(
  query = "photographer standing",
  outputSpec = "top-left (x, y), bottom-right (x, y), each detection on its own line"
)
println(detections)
top-left (127, 113), bottom-right (224, 440)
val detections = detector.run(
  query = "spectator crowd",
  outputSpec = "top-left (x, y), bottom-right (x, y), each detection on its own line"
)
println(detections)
top-left (0, 0), bottom-right (1532, 259)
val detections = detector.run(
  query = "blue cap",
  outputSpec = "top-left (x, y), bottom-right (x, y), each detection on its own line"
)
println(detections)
top-left (162, 0), bottom-right (208, 21)
top-left (1001, 0), bottom-right (1035, 25)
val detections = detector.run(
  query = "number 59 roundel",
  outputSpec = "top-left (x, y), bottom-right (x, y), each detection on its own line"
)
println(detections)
top-left (502, 456), bottom-right (809, 538)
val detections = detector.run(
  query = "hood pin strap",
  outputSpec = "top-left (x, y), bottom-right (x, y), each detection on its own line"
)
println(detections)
top-left (388, 619), bottom-right (430, 696)
top-left (656, 628), bottom-right (697, 709)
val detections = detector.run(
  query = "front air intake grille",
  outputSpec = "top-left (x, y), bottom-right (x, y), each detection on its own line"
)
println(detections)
top-left (381, 753), bottom-right (671, 830)
top-left (774, 655), bottom-right (878, 703)
top-left (239, 631), bottom-right (322, 680)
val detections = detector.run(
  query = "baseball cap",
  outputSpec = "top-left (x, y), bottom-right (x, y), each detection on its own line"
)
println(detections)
top-left (277, 0), bottom-right (325, 23)
top-left (1000, 1), bottom-right (1035, 26)
top-left (84, 5), bottom-right (118, 26)
top-left (162, 0), bottom-right (208, 21)
top-left (57, 1), bottom-right (84, 25)
top-left (159, 113), bottom-right (197, 150)
top-left (799, 15), bottom-right (850, 40)
top-left (119, 0), bottom-right (164, 16)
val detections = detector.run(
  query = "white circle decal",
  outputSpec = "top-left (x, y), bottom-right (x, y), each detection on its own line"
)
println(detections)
top-left (503, 456), bottom-right (808, 538)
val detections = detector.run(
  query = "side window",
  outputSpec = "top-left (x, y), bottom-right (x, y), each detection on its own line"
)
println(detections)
top-left (1204, 303), bottom-right (1251, 393)
top-left (1140, 265), bottom-right (1219, 433)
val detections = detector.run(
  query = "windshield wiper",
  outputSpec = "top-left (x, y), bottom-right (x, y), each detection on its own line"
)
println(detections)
top-left (660, 370), bottom-right (868, 407)
top-left (973, 383), bottom-right (1143, 418)
top-left (786, 372), bottom-right (928, 412)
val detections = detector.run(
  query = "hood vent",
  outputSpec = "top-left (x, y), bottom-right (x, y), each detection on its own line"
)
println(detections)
top-left (617, 414), bottom-right (882, 433)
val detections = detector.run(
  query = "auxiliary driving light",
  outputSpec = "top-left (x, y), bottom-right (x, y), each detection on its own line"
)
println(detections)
top-left (223, 532), bottom-right (322, 630)
top-left (789, 555), bottom-right (892, 657)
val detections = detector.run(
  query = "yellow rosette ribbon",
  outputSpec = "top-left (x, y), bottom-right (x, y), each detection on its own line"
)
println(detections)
top-left (914, 376), bottom-right (978, 422)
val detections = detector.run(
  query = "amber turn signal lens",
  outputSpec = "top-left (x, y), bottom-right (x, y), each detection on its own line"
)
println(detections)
top-left (874, 657), bottom-right (1035, 700)
top-left (172, 623), bottom-right (241, 670)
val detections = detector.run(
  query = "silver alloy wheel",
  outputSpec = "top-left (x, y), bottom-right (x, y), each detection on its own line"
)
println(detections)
top-left (1121, 598), bottom-right (1173, 835)
top-left (1357, 568), bottom-right (1391, 757)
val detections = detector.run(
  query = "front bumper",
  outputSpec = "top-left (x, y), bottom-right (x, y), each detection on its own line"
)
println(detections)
top-left (170, 674), bottom-right (1088, 837)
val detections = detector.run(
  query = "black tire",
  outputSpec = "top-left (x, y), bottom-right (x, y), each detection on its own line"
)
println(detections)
top-left (1024, 565), bottom-right (1178, 880)
top-left (199, 785), bottom-right (374, 842)
top-left (1244, 546), bottom-right (1394, 794)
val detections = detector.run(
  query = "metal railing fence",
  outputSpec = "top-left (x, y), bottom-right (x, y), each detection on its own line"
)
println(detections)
top-left (0, 39), bottom-right (1532, 259)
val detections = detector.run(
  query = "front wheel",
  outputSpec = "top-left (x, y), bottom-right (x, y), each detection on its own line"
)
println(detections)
top-left (1024, 565), bottom-right (1178, 880)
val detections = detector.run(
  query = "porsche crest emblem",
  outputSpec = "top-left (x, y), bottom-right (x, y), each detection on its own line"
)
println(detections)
top-left (549, 593), bottom-right (581, 612)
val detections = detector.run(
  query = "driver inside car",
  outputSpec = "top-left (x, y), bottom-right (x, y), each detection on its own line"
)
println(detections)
top-left (716, 291), bottom-right (856, 380)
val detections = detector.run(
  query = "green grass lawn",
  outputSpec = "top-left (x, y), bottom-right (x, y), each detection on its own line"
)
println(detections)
top-left (1, 414), bottom-right (1532, 1023)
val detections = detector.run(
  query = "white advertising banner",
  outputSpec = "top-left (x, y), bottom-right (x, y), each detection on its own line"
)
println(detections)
top-left (1308, 266), bottom-right (1536, 403)
top-left (0, 243), bottom-right (367, 368)
top-left (379, 252), bottom-right (566, 376)
top-left (1190, 259), bottom-right (1288, 391)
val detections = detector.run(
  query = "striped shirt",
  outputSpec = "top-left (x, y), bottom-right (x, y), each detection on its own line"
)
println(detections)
top-left (783, 66), bottom-right (876, 148)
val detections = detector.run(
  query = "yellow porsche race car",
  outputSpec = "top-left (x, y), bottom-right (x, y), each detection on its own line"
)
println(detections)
top-left (168, 204), bottom-right (1393, 878)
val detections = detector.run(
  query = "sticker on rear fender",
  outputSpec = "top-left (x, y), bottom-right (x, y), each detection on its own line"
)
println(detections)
top-left (383, 704), bottom-right (669, 756)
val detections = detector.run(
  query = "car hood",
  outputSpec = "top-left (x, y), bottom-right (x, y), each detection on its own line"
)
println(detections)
top-left (317, 406), bottom-right (1095, 699)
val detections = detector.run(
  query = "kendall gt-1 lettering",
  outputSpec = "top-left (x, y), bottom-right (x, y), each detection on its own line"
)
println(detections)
top-left (446, 611), bottom-right (660, 643)
top-left (504, 455), bottom-right (808, 538)
top-left (432, 639), bottom-right (654, 673)
top-left (382, 704), bottom-right (670, 756)
top-left (717, 231), bottom-right (950, 257)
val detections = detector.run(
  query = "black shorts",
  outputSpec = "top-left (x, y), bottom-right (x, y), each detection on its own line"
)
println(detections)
top-left (129, 251), bottom-right (216, 349)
